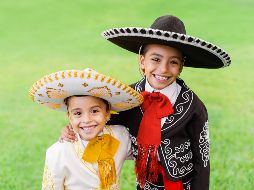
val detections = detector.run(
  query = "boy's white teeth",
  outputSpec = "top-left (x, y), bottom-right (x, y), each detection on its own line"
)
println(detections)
top-left (154, 75), bottom-right (168, 80)
top-left (83, 128), bottom-right (91, 131)
top-left (81, 126), bottom-right (94, 131)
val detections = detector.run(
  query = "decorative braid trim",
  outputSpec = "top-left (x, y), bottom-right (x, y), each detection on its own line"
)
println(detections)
top-left (29, 70), bottom-right (144, 103)
top-left (102, 27), bottom-right (231, 67)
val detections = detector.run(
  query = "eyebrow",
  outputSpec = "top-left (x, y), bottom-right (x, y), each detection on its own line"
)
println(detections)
top-left (149, 53), bottom-right (182, 60)
top-left (150, 53), bottom-right (163, 57)
top-left (70, 105), bottom-right (102, 113)
top-left (169, 56), bottom-right (182, 60)
top-left (70, 108), bottom-right (81, 113)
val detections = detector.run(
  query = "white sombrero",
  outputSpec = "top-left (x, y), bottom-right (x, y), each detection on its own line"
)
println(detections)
top-left (29, 68), bottom-right (143, 112)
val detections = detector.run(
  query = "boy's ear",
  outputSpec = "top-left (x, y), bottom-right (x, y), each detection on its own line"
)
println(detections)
top-left (106, 112), bottom-right (111, 122)
top-left (139, 55), bottom-right (145, 72)
top-left (67, 111), bottom-right (70, 119)
top-left (179, 63), bottom-right (184, 74)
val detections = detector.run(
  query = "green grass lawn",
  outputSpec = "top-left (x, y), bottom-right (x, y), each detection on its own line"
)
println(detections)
top-left (0, 0), bottom-right (253, 189)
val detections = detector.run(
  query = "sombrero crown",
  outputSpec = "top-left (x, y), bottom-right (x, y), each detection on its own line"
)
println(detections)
top-left (102, 15), bottom-right (231, 69)
top-left (29, 68), bottom-right (143, 112)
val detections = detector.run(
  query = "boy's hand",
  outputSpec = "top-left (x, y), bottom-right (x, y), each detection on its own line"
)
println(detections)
top-left (59, 124), bottom-right (77, 143)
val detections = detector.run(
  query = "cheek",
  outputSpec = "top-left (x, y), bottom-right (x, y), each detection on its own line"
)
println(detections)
top-left (72, 121), bottom-right (82, 133)
top-left (97, 113), bottom-right (109, 123)
top-left (69, 116), bottom-right (80, 127)
top-left (98, 116), bottom-right (107, 123)
top-left (172, 66), bottom-right (181, 75)
top-left (143, 63), bottom-right (154, 73)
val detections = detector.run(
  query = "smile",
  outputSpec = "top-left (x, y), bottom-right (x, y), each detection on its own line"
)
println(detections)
top-left (80, 125), bottom-right (96, 132)
top-left (153, 74), bottom-right (169, 81)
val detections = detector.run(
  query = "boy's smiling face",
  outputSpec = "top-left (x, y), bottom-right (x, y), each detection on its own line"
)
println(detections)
top-left (139, 44), bottom-right (183, 90)
top-left (67, 96), bottom-right (110, 141)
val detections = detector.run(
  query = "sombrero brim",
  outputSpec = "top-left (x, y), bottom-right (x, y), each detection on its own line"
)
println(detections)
top-left (102, 27), bottom-right (231, 69)
top-left (29, 69), bottom-right (143, 112)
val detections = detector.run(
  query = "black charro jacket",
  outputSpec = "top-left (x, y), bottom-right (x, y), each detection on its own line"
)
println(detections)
top-left (109, 77), bottom-right (210, 190)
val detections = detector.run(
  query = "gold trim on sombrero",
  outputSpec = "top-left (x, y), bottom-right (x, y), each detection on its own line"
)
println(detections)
top-left (29, 69), bottom-right (144, 112)
top-left (41, 102), bottom-right (61, 109)
top-left (46, 88), bottom-right (67, 99)
top-left (82, 82), bottom-right (88, 87)
top-left (88, 86), bottom-right (112, 98)
top-left (58, 83), bottom-right (64, 87)
top-left (112, 101), bottom-right (136, 109)
top-left (111, 79), bottom-right (117, 85)
top-left (47, 75), bottom-right (53, 82)
top-left (54, 73), bottom-right (59, 80)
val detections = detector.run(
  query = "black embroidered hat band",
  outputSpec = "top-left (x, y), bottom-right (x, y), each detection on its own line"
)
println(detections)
top-left (101, 15), bottom-right (231, 69)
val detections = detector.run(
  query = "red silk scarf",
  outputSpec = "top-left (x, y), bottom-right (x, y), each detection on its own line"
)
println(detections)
top-left (135, 91), bottom-right (174, 188)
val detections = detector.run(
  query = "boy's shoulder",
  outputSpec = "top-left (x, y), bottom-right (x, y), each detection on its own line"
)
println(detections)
top-left (107, 124), bottom-right (128, 133)
top-left (177, 78), bottom-right (205, 102)
top-left (46, 141), bottom-right (73, 158)
top-left (174, 78), bottom-right (207, 116)
top-left (107, 125), bottom-right (130, 139)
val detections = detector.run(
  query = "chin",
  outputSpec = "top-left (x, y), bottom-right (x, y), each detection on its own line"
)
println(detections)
top-left (79, 133), bottom-right (96, 141)
top-left (80, 136), bottom-right (94, 141)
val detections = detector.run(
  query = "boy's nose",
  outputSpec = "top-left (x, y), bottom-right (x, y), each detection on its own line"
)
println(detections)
top-left (81, 113), bottom-right (92, 123)
top-left (159, 62), bottom-right (169, 73)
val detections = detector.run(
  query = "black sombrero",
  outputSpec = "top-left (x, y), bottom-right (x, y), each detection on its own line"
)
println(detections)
top-left (101, 15), bottom-right (231, 69)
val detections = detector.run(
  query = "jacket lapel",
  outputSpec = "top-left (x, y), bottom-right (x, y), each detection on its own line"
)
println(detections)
top-left (161, 78), bottom-right (194, 133)
top-left (133, 77), bottom-right (146, 93)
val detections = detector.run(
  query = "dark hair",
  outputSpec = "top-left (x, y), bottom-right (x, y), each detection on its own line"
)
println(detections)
top-left (64, 95), bottom-right (111, 111)
top-left (140, 45), bottom-right (148, 55)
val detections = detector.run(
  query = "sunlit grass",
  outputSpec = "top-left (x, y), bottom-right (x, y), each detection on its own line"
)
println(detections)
top-left (0, 0), bottom-right (253, 189)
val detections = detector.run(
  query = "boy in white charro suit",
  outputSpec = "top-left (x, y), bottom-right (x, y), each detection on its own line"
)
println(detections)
top-left (29, 68), bottom-right (143, 190)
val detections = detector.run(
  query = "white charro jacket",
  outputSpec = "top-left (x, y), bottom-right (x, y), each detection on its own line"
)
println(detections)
top-left (42, 125), bottom-right (132, 190)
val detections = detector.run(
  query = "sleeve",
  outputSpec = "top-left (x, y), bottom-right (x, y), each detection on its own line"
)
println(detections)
top-left (122, 127), bottom-right (133, 160)
top-left (187, 104), bottom-right (210, 190)
top-left (42, 144), bottom-right (65, 190)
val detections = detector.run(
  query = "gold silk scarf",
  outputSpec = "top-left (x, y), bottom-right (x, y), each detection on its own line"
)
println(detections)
top-left (82, 134), bottom-right (120, 189)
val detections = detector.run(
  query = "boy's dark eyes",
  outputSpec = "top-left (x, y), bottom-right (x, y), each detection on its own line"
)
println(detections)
top-left (151, 58), bottom-right (160, 62)
top-left (74, 111), bottom-right (82, 115)
top-left (72, 109), bottom-right (100, 116)
top-left (91, 109), bottom-right (99, 114)
top-left (170, 60), bottom-right (178, 64)
top-left (170, 59), bottom-right (181, 65)
top-left (151, 58), bottom-right (180, 65)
